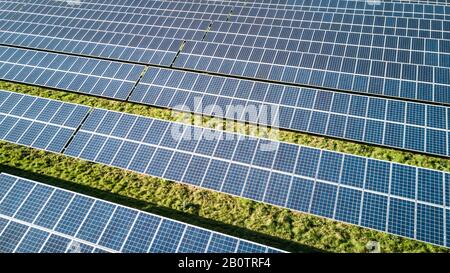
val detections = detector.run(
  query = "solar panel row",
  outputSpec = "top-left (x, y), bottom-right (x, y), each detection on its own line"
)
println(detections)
top-left (0, 90), bottom-right (89, 153)
top-left (175, 36), bottom-right (450, 106)
top-left (205, 26), bottom-right (449, 70)
top-left (1, 43), bottom-right (447, 157)
top-left (130, 67), bottom-right (449, 157)
top-left (234, 0), bottom-right (450, 19)
top-left (50, 0), bottom-right (450, 15)
top-left (0, 173), bottom-right (281, 253)
top-left (0, 0), bottom-right (449, 251)
top-left (60, 107), bottom-right (450, 248)
top-left (0, 46), bottom-right (144, 99)
top-left (229, 5), bottom-right (450, 39)
top-left (0, 0), bottom-right (232, 65)
top-left (168, 0), bottom-right (450, 105)
top-left (1, 91), bottom-right (449, 248)
top-left (2, 0), bottom-right (449, 105)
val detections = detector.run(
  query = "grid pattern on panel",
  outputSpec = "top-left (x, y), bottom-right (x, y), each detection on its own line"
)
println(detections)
top-left (0, 173), bottom-right (280, 253)
top-left (60, 107), bottom-right (450, 248)
top-left (0, 90), bottom-right (89, 153)
top-left (0, 0), bottom-right (233, 65)
top-left (0, 46), bottom-right (145, 100)
top-left (130, 67), bottom-right (449, 157)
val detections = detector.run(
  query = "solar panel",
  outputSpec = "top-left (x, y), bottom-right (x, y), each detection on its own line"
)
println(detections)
top-left (0, 91), bottom-right (449, 248)
top-left (0, 0), bottom-right (233, 65)
top-left (176, 44), bottom-right (449, 105)
top-left (130, 67), bottom-right (449, 157)
top-left (58, 107), bottom-right (450, 248)
top-left (234, 0), bottom-right (450, 19)
top-left (173, 0), bottom-right (450, 105)
top-left (1, 0), bottom-right (450, 252)
top-left (227, 5), bottom-right (450, 40)
top-left (0, 46), bottom-right (144, 100)
top-left (0, 90), bottom-right (89, 152)
top-left (0, 173), bottom-right (281, 253)
top-left (1, 45), bottom-right (447, 157)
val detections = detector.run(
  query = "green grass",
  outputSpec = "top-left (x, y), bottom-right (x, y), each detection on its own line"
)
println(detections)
top-left (1, 81), bottom-right (449, 253)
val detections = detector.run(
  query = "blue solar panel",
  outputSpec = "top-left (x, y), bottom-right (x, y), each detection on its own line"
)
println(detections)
top-left (365, 160), bottom-right (390, 194)
top-left (169, 0), bottom-right (450, 105)
top-left (335, 187), bottom-right (362, 225)
top-left (207, 233), bottom-right (238, 253)
top-left (0, 173), bottom-right (281, 253)
top-left (15, 184), bottom-right (54, 223)
top-left (0, 0), bottom-right (232, 65)
top-left (418, 169), bottom-right (444, 205)
top-left (0, 179), bottom-right (34, 217)
top-left (417, 204), bottom-right (444, 246)
top-left (98, 207), bottom-right (138, 251)
top-left (264, 172), bottom-right (291, 207)
top-left (317, 152), bottom-right (343, 183)
top-left (55, 196), bottom-right (94, 236)
top-left (0, 221), bottom-right (29, 253)
top-left (286, 177), bottom-right (314, 213)
top-left (1, 0), bottom-right (449, 250)
top-left (15, 228), bottom-right (49, 253)
top-left (2, 91), bottom-right (450, 248)
top-left (241, 168), bottom-right (268, 200)
top-left (0, 46), bottom-right (144, 100)
top-left (0, 90), bottom-right (89, 152)
top-left (310, 182), bottom-right (337, 218)
top-left (222, 163), bottom-right (248, 196)
top-left (34, 190), bottom-right (74, 230)
top-left (178, 226), bottom-right (210, 253)
top-left (360, 193), bottom-right (388, 232)
top-left (391, 165), bottom-right (417, 199)
top-left (41, 234), bottom-right (72, 253)
top-left (388, 198), bottom-right (415, 238)
top-left (129, 67), bottom-right (450, 157)
top-left (76, 201), bottom-right (116, 245)
top-left (121, 213), bottom-right (160, 253)
top-left (149, 220), bottom-right (185, 253)
top-left (54, 106), bottom-right (450, 247)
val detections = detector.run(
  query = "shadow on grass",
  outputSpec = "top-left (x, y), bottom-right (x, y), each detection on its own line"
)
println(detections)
top-left (0, 164), bottom-right (324, 253)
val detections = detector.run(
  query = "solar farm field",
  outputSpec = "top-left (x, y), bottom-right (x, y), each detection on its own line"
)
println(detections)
top-left (0, 0), bottom-right (450, 254)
